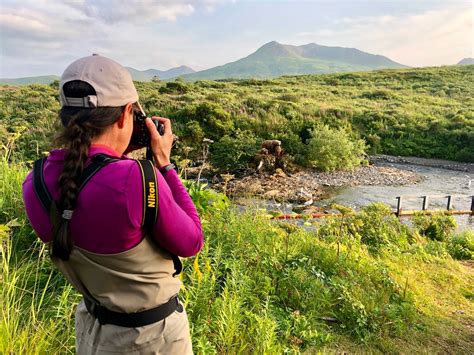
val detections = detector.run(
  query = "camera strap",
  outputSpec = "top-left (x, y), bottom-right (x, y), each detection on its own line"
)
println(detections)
top-left (136, 159), bottom-right (158, 230)
top-left (136, 158), bottom-right (183, 276)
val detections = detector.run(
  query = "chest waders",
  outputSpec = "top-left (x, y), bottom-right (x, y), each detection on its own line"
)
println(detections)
top-left (32, 153), bottom-right (183, 327)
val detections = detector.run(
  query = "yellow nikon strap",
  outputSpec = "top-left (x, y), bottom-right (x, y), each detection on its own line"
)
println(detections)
top-left (136, 159), bottom-right (183, 276)
top-left (136, 159), bottom-right (158, 230)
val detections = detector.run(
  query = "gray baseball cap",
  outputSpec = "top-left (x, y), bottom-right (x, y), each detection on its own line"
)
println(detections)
top-left (59, 54), bottom-right (143, 112)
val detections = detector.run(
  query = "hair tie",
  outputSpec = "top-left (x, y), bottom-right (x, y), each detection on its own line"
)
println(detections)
top-left (62, 209), bottom-right (74, 220)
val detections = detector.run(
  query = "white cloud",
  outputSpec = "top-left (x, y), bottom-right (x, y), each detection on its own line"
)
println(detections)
top-left (63, 0), bottom-right (195, 23)
top-left (0, 0), bottom-right (235, 76)
top-left (292, 4), bottom-right (473, 66)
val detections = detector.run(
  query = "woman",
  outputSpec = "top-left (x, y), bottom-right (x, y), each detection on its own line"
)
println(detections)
top-left (22, 54), bottom-right (203, 354)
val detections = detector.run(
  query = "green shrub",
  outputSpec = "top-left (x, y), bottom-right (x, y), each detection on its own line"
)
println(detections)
top-left (412, 213), bottom-right (457, 242)
top-left (447, 231), bottom-right (474, 260)
top-left (180, 120), bottom-right (205, 151)
top-left (159, 81), bottom-right (189, 94)
top-left (210, 129), bottom-right (260, 171)
top-left (357, 203), bottom-right (411, 252)
top-left (306, 125), bottom-right (367, 171)
top-left (195, 102), bottom-right (234, 140)
top-left (361, 89), bottom-right (393, 100)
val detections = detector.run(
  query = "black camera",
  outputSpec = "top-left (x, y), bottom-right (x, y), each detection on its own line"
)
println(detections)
top-left (130, 106), bottom-right (165, 147)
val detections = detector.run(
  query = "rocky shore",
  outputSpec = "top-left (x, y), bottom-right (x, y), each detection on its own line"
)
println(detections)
top-left (370, 155), bottom-right (474, 173)
top-left (210, 163), bottom-right (422, 204)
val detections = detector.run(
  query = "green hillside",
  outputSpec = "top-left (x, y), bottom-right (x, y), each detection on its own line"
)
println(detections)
top-left (0, 75), bottom-right (60, 86)
top-left (1, 65), bottom-right (472, 169)
top-left (178, 41), bottom-right (408, 80)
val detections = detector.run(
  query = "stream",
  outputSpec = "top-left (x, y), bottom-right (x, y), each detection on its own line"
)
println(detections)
top-left (234, 161), bottom-right (473, 231)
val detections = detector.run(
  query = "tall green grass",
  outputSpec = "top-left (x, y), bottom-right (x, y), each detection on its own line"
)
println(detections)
top-left (0, 160), bottom-right (79, 353)
top-left (1, 158), bottom-right (473, 353)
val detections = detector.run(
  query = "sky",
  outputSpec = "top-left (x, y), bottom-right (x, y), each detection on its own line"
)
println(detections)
top-left (0, 0), bottom-right (472, 78)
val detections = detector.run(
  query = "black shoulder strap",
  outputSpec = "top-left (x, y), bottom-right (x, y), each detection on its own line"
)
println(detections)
top-left (135, 159), bottom-right (182, 276)
top-left (78, 154), bottom-right (121, 190)
top-left (33, 157), bottom-right (53, 212)
top-left (33, 153), bottom-right (121, 214)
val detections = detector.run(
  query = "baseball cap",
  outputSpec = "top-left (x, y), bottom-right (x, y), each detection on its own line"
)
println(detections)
top-left (59, 54), bottom-right (143, 113)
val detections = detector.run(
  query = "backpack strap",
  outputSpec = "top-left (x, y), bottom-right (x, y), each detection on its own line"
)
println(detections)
top-left (135, 159), bottom-right (182, 276)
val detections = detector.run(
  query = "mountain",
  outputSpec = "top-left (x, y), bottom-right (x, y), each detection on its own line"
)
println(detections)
top-left (0, 75), bottom-right (60, 85)
top-left (457, 58), bottom-right (474, 65)
top-left (126, 65), bottom-right (195, 81)
top-left (175, 41), bottom-right (409, 81)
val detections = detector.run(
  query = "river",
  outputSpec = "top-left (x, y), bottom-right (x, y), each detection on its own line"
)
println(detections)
top-left (234, 161), bottom-right (473, 230)
top-left (315, 162), bottom-right (473, 230)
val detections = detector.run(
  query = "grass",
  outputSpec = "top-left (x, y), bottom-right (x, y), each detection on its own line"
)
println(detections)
top-left (1, 159), bottom-right (473, 353)
top-left (0, 160), bottom-right (80, 353)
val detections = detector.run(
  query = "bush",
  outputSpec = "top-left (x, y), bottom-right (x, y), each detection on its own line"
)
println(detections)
top-left (159, 81), bottom-right (189, 94)
top-left (361, 89), bottom-right (392, 100)
top-left (195, 102), bottom-right (234, 141)
top-left (447, 231), bottom-right (474, 260)
top-left (210, 130), bottom-right (260, 172)
top-left (412, 213), bottom-right (457, 242)
top-left (305, 125), bottom-right (367, 171)
top-left (181, 120), bottom-right (205, 150)
top-left (357, 203), bottom-right (411, 252)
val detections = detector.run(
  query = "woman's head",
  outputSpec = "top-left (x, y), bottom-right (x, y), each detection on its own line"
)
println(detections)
top-left (52, 54), bottom-right (140, 260)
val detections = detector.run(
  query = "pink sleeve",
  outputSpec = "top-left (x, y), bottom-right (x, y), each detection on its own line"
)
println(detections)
top-left (155, 169), bottom-right (203, 257)
top-left (126, 164), bottom-right (203, 257)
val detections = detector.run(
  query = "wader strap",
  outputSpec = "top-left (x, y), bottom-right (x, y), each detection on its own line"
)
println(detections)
top-left (84, 295), bottom-right (183, 327)
top-left (32, 153), bottom-right (121, 215)
top-left (33, 158), bottom-right (53, 212)
top-left (78, 154), bottom-right (121, 190)
top-left (136, 159), bottom-right (182, 276)
top-left (33, 154), bottom-right (182, 276)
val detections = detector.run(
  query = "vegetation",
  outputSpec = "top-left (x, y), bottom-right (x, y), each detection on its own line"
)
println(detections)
top-left (0, 66), bottom-right (473, 353)
top-left (1, 65), bottom-right (473, 173)
top-left (1, 152), bottom-right (473, 353)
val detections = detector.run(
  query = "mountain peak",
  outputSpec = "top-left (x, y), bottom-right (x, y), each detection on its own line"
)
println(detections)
top-left (251, 41), bottom-right (297, 59)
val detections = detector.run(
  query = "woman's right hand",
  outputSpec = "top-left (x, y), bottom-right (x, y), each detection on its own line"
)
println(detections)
top-left (145, 116), bottom-right (173, 168)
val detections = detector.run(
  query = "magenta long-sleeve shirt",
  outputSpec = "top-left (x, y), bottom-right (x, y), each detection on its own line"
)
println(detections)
top-left (22, 144), bottom-right (203, 257)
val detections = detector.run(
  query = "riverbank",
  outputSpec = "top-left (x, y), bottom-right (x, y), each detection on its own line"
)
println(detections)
top-left (209, 163), bottom-right (421, 204)
top-left (371, 154), bottom-right (474, 173)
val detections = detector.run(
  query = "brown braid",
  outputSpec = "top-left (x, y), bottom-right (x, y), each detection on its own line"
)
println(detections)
top-left (51, 80), bottom-right (126, 260)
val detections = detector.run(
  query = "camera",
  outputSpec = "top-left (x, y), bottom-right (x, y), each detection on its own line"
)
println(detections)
top-left (130, 104), bottom-right (165, 147)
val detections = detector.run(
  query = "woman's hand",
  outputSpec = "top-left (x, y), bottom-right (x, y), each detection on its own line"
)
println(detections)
top-left (146, 116), bottom-right (173, 168)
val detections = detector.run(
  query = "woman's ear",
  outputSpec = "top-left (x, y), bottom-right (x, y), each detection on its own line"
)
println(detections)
top-left (117, 103), bottom-right (134, 128)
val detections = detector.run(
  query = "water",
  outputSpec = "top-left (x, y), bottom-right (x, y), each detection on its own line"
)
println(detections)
top-left (315, 163), bottom-right (473, 230)
top-left (235, 162), bottom-right (473, 230)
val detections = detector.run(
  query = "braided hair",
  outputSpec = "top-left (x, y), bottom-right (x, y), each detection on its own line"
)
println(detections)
top-left (52, 80), bottom-right (125, 260)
